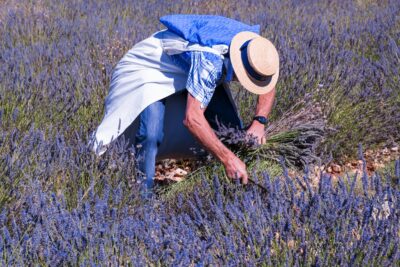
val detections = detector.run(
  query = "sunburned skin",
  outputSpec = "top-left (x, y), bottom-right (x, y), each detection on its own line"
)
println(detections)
top-left (183, 85), bottom-right (276, 184)
top-left (246, 87), bottom-right (276, 144)
top-left (184, 93), bottom-right (248, 184)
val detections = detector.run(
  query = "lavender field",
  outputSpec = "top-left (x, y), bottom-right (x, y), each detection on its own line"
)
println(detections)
top-left (1, 0), bottom-right (400, 265)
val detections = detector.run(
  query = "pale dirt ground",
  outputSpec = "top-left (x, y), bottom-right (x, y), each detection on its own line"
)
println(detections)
top-left (155, 145), bottom-right (399, 186)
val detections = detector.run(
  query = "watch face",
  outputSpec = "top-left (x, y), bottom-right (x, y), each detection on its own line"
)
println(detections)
top-left (254, 116), bottom-right (267, 124)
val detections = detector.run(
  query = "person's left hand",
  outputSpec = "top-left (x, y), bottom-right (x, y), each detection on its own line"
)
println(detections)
top-left (246, 121), bottom-right (266, 145)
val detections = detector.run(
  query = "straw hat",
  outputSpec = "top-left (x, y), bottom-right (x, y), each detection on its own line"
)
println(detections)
top-left (230, 31), bottom-right (279, 94)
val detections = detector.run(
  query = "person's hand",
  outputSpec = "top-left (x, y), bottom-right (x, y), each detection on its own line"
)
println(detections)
top-left (223, 153), bottom-right (248, 184)
top-left (246, 121), bottom-right (266, 145)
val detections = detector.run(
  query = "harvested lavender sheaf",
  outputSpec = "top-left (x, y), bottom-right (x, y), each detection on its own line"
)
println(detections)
top-left (216, 102), bottom-right (326, 169)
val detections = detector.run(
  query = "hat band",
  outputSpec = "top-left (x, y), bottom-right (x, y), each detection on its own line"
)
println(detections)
top-left (240, 40), bottom-right (270, 82)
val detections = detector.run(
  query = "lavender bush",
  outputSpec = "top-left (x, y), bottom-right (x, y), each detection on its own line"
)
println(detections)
top-left (1, 155), bottom-right (399, 265)
top-left (0, 0), bottom-right (399, 265)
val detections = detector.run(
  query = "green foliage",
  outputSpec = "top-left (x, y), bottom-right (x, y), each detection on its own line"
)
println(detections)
top-left (158, 160), bottom-right (283, 201)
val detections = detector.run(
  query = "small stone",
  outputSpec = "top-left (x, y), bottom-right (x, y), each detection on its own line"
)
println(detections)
top-left (287, 240), bottom-right (295, 249)
top-left (271, 249), bottom-right (276, 256)
top-left (275, 232), bottom-right (280, 241)
top-left (170, 176), bottom-right (184, 182)
top-left (373, 163), bottom-right (385, 169)
top-left (56, 189), bottom-right (63, 198)
top-left (330, 174), bottom-right (339, 182)
top-left (155, 173), bottom-right (164, 181)
top-left (174, 168), bottom-right (188, 177)
top-left (165, 171), bottom-right (174, 179)
top-left (391, 146), bottom-right (398, 152)
top-left (331, 164), bottom-right (341, 173)
top-left (352, 229), bottom-right (361, 241)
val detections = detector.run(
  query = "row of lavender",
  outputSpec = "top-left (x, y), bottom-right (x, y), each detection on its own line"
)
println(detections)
top-left (1, 137), bottom-right (400, 265)
top-left (1, 123), bottom-right (399, 265)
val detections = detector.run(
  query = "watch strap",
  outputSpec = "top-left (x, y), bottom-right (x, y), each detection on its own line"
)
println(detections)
top-left (253, 116), bottom-right (268, 125)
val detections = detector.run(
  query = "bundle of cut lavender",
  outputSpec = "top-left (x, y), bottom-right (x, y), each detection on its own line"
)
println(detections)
top-left (216, 101), bottom-right (327, 169)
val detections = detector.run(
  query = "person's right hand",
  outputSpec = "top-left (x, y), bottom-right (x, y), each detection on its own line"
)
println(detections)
top-left (223, 154), bottom-right (248, 184)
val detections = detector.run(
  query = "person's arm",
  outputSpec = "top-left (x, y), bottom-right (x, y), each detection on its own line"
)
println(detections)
top-left (246, 87), bottom-right (276, 144)
top-left (183, 93), bottom-right (248, 184)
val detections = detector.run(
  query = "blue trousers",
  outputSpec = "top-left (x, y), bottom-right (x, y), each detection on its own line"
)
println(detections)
top-left (135, 98), bottom-right (166, 193)
top-left (134, 86), bottom-right (242, 194)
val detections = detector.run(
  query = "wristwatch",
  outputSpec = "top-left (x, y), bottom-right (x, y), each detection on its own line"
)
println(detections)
top-left (253, 116), bottom-right (268, 125)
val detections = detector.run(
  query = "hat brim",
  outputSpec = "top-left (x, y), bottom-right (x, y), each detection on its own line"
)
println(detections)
top-left (230, 31), bottom-right (279, 95)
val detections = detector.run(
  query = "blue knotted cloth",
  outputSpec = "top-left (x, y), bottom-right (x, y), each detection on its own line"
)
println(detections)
top-left (159, 14), bottom-right (260, 47)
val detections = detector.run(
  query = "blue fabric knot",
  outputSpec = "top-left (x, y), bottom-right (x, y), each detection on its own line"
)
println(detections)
top-left (159, 15), bottom-right (260, 108)
top-left (160, 14), bottom-right (260, 47)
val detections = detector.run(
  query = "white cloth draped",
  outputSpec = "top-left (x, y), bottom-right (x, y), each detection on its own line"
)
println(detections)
top-left (91, 30), bottom-right (230, 155)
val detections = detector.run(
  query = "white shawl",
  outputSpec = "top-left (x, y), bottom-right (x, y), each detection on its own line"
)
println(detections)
top-left (91, 30), bottom-right (232, 157)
